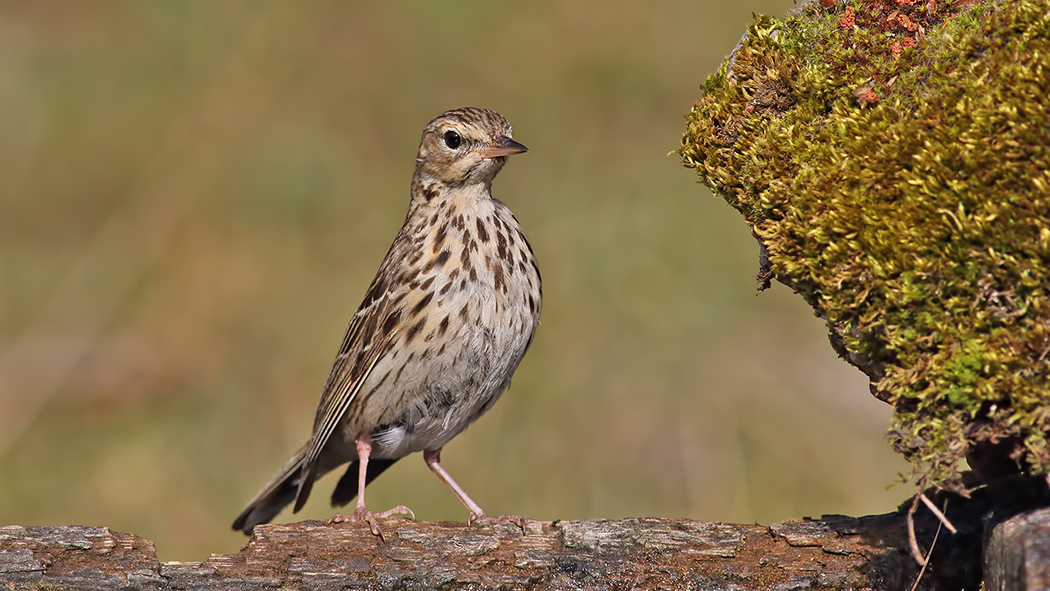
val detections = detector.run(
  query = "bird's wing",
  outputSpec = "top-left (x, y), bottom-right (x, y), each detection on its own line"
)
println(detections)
top-left (293, 240), bottom-right (409, 507)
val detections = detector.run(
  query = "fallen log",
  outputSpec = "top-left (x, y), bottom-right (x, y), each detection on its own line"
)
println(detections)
top-left (5, 477), bottom-right (1046, 589)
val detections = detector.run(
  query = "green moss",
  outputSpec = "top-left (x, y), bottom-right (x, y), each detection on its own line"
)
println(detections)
top-left (681, 0), bottom-right (1050, 490)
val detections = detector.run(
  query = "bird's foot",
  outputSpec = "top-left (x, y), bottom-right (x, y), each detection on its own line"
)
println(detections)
top-left (468, 511), bottom-right (526, 531)
top-left (327, 505), bottom-right (415, 539)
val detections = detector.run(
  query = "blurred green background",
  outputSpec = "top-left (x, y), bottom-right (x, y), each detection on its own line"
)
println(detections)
top-left (0, 1), bottom-right (909, 561)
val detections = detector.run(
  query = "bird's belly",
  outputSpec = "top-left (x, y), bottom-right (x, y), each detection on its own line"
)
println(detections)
top-left (350, 287), bottom-right (536, 460)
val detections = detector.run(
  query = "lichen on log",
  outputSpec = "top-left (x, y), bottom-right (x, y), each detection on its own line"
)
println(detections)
top-left (680, 0), bottom-right (1050, 491)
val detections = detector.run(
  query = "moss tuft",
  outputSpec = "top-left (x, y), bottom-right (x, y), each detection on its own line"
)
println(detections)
top-left (680, 0), bottom-right (1050, 491)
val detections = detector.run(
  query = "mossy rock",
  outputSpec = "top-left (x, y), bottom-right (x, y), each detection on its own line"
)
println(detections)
top-left (680, 0), bottom-right (1050, 492)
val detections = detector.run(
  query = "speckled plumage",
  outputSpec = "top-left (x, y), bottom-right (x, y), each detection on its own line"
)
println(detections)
top-left (233, 108), bottom-right (540, 536)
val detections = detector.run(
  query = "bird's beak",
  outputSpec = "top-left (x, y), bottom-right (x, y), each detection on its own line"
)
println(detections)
top-left (478, 136), bottom-right (528, 158)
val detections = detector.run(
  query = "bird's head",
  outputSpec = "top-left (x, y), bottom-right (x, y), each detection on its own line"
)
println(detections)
top-left (414, 107), bottom-right (527, 188)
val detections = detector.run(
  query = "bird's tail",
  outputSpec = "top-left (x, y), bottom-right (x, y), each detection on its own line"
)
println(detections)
top-left (232, 446), bottom-right (312, 535)
top-left (233, 447), bottom-right (401, 535)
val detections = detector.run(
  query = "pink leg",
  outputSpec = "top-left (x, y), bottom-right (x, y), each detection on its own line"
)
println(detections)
top-left (327, 433), bottom-right (413, 539)
top-left (423, 448), bottom-right (525, 529)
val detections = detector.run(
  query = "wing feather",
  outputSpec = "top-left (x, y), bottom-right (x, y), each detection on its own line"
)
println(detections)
top-left (291, 235), bottom-right (413, 506)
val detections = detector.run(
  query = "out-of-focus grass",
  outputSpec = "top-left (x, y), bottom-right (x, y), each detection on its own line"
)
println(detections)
top-left (0, 1), bottom-right (909, 560)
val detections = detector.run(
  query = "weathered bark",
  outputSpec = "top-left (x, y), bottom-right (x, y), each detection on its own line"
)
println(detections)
top-left (0, 517), bottom-right (901, 591)
top-left (985, 507), bottom-right (1050, 591)
top-left (2, 479), bottom-right (1045, 590)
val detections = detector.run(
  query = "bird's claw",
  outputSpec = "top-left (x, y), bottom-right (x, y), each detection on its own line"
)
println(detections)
top-left (327, 505), bottom-right (415, 540)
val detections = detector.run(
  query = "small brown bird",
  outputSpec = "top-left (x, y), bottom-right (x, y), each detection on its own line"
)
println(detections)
top-left (232, 107), bottom-right (541, 537)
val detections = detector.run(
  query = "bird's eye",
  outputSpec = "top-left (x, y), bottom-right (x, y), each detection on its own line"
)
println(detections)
top-left (443, 130), bottom-right (461, 150)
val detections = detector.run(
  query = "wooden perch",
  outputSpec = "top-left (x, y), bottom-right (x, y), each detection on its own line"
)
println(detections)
top-left (2, 478), bottom-right (1046, 590)
top-left (1, 515), bottom-right (919, 590)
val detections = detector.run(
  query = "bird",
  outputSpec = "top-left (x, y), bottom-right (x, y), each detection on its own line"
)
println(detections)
top-left (232, 107), bottom-right (541, 538)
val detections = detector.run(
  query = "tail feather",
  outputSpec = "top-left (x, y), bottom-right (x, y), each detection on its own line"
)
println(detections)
top-left (232, 449), bottom-right (400, 535)
top-left (330, 458), bottom-right (399, 507)
top-left (292, 462), bottom-right (318, 513)
top-left (232, 447), bottom-right (310, 535)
